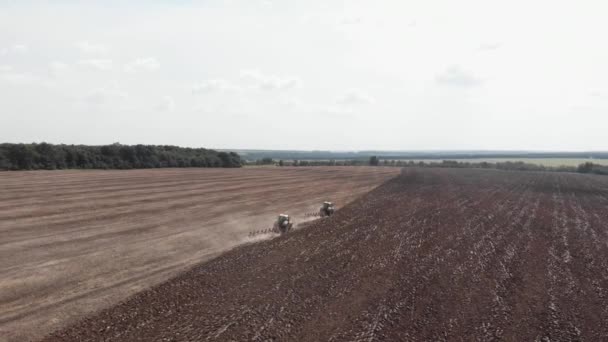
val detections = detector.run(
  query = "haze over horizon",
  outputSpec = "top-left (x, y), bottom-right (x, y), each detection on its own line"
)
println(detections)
top-left (2, 1), bottom-right (607, 151)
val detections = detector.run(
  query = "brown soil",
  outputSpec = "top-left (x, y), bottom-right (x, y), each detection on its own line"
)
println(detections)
top-left (0, 166), bottom-right (399, 342)
top-left (40, 168), bottom-right (608, 341)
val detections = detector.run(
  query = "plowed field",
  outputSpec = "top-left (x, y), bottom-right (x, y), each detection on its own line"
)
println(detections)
top-left (43, 168), bottom-right (608, 341)
top-left (0, 167), bottom-right (398, 342)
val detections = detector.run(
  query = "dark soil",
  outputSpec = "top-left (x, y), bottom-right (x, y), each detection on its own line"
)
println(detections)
top-left (42, 168), bottom-right (608, 341)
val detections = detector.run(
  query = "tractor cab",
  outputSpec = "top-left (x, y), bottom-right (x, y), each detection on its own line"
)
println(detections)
top-left (276, 214), bottom-right (293, 233)
top-left (320, 201), bottom-right (335, 217)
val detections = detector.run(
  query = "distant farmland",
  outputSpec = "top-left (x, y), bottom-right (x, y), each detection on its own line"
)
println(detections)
top-left (394, 158), bottom-right (608, 167)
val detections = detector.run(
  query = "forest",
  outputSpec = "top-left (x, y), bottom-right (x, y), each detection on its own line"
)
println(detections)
top-left (0, 143), bottom-right (242, 170)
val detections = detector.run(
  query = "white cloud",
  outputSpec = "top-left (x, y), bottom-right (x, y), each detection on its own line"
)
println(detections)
top-left (76, 41), bottom-right (108, 54)
top-left (322, 105), bottom-right (355, 118)
top-left (279, 97), bottom-right (300, 108)
top-left (48, 62), bottom-right (69, 79)
top-left (0, 64), bottom-right (47, 87)
top-left (589, 89), bottom-right (607, 98)
top-left (192, 79), bottom-right (236, 94)
top-left (319, 90), bottom-right (374, 119)
top-left (478, 42), bottom-right (502, 51)
top-left (1, 44), bottom-right (28, 55)
top-left (336, 90), bottom-right (375, 105)
top-left (156, 96), bottom-right (175, 112)
top-left (335, 15), bottom-right (367, 35)
top-left (194, 104), bottom-right (216, 114)
top-left (12, 44), bottom-right (28, 53)
top-left (0, 71), bottom-right (50, 87)
top-left (49, 61), bottom-right (69, 75)
top-left (0, 72), bottom-right (38, 85)
top-left (240, 70), bottom-right (299, 90)
top-left (84, 84), bottom-right (128, 104)
top-left (338, 15), bottom-right (363, 26)
top-left (78, 59), bottom-right (113, 71)
top-left (194, 72), bottom-right (297, 94)
top-left (124, 57), bottom-right (160, 72)
top-left (435, 66), bottom-right (483, 87)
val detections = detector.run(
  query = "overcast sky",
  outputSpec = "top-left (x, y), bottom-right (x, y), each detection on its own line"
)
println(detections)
top-left (1, 1), bottom-right (607, 151)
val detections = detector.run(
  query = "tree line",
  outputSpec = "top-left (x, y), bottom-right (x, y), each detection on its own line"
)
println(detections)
top-left (0, 143), bottom-right (242, 170)
top-left (238, 149), bottom-right (608, 162)
top-left (391, 158), bottom-right (608, 175)
top-left (252, 159), bottom-right (370, 166)
top-left (252, 155), bottom-right (608, 176)
top-left (577, 162), bottom-right (608, 175)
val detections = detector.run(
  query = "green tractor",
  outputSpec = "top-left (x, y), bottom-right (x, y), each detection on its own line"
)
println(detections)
top-left (319, 201), bottom-right (335, 217)
top-left (274, 214), bottom-right (294, 233)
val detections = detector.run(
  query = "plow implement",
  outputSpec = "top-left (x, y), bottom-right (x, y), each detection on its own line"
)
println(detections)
top-left (248, 214), bottom-right (294, 238)
top-left (249, 203), bottom-right (335, 238)
top-left (248, 226), bottom-right (282, 237)
top-left (304, 212), bottom-right (322, 218)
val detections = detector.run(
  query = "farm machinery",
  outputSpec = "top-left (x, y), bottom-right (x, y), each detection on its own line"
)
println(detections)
top-left (249, 201), bottom-right (334, 238)
top-left (305, 201), bottom-right (336, 218)
top-left (248, 214), bottom-right (294, 237)
top-left (319, 201), bottom-right (335, 217)
top-left (274, 214), bottom-right (294, 233)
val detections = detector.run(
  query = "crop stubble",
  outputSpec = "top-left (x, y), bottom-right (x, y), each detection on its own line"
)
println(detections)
top-left (0, 167), bottom-right (398, 342)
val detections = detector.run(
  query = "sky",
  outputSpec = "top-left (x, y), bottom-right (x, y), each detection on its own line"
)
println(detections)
top-left (1, 0), bottom-right (607, 151)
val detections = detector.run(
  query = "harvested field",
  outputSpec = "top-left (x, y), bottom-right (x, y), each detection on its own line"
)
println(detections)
top-left (43, 168), bottom-right (608, 341)
top-left (0, 166), bottom-right (399, 342)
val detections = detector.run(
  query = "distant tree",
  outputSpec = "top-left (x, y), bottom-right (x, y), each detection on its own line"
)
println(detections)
top-left (259, 157), bottom-right (274, 165)
top-left (8, 144), bottom-right (36, 169)
top-left (576, 162), bottom-right (608, 175)
top-left (0, 147), bottom-right (10, 169)
top-left (578, 162), bottom-right (594, 174)
top-left (278, 159), bottom-right (284, 166)
top-left (217, 152), bottom-right (234, 168)
top-left (369, 156), bottom-right (379, 166)
top-left (34, 142), bottom-right (58, 169)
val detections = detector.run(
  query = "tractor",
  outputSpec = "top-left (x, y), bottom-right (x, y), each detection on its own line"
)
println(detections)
top-left (319, 201), bottom-right (335, 217)
top-left (274, 214), bottom-right (293, 233)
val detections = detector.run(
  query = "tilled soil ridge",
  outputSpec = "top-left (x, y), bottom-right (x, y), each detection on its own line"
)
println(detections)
top-left (43, 168), bottom-right (608, 341)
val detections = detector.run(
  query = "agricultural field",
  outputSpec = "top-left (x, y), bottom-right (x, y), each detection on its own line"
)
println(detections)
top-left (398, 158), bottom-right (608, 167)
top-left (43, 168), bottom-right (608, 341)
top-left (0, 167), bottom-right (399, 342)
